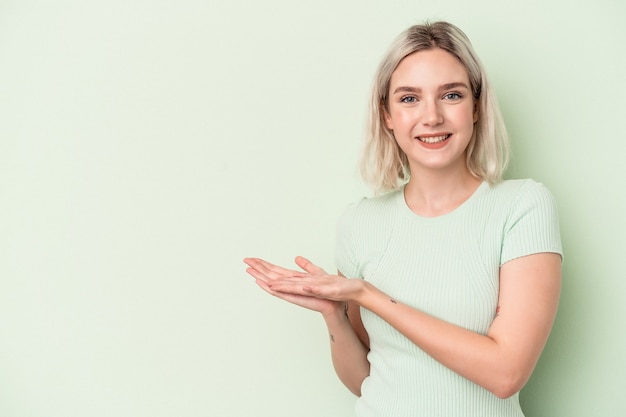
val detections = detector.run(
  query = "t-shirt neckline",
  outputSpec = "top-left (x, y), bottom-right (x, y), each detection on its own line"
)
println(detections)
top-left (396, 180), bottom-right (488, 222)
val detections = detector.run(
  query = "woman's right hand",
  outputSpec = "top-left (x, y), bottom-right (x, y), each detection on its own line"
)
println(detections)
top-left (244, 256), bottom-right (342, 317)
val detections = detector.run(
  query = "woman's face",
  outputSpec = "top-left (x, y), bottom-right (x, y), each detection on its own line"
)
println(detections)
top-left (384, 48), bottom-right (477, 176)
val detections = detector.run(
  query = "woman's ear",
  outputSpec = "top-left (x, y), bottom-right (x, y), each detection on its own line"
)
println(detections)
top-left (473, 101), bottom-right (479, 123)
top-left (384, 109), bottom-right (394, 130)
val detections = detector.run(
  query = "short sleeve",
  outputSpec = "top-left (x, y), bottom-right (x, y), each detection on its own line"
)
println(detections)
top-left (335, 201), bottom-right (362, 278)
top-left (500, 181), bottom-right (563, 265)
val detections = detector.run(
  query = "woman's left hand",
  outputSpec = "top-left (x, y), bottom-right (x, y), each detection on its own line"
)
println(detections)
top-left (263, 258), bottom-right (366, 303)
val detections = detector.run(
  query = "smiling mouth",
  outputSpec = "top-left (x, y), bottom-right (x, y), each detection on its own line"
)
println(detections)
top-left (417, 134), bottom-right (451, 144)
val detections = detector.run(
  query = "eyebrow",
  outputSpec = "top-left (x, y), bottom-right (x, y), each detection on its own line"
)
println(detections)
top-left (392, 82), bottom-right (470, 95)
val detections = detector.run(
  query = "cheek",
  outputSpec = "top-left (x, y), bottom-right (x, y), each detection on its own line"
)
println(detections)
top-left (386, 108), bottom-right (413, 130)
top-left (453, 106), bottom-right (477, 128)
top-left (384, 105), bottom-right (409, 131)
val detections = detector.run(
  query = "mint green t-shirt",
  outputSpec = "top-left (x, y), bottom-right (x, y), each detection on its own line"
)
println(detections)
top-left (335, 179), bottom-right (563, 417)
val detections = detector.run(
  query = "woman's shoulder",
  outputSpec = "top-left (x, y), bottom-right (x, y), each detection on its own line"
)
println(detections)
top-left (336, 188), bottom-right (403, 235)
top-left (488, 178), bottom-right (556, 202)
top-left (486, 179), bottom-right (560, 229)
top-left (494, 179), bottom-right (562, 263)
top-left (341, 188), bottom-right (402, 218)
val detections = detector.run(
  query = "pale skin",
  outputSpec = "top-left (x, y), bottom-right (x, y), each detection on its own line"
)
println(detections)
top-left (244, 48), bottom-right (562, 399)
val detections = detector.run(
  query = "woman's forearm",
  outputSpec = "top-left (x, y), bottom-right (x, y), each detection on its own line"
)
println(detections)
top-left (356, 283), bottom-right (515, 396)
top-left (358, 257), bottom-right (560, 398)
top-left (323, 307), bottom-right (370, 396)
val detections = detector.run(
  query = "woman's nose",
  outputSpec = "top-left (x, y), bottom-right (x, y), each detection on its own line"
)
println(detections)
top-left (421, 100), bottom-right (443, 126)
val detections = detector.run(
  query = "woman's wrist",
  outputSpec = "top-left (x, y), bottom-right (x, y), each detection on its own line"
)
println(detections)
top-left (353, 280), bottom-right (374, 307)
top-left (321, 302), bottom-right (348, 323)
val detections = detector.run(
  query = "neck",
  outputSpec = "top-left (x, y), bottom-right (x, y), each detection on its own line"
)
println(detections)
top-left (403, 165), bottom-right (482, 217)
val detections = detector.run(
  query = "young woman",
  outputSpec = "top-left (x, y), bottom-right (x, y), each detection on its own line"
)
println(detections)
top-left (244, 21), bottom-right (562, 417)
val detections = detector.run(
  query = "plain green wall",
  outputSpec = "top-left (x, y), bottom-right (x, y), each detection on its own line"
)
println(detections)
top-left (1, 1), bottom-right (624, 416)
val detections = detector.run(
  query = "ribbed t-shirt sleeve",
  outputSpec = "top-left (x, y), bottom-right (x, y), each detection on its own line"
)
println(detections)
top-left (500, 181), bottom-right (563, 265)
top-left (335, 201), bottom-right (362, 278)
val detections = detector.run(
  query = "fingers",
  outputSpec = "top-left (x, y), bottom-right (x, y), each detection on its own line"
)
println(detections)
top-left (245, 266), bottom-right (271, 284)
top-left (246, 257), bottom-right (344, 315)
top-left (266, 277), bottom-right (337, 299)
top-left (254, 277), bottom-right (332, 312)
top-left (244, 256), bottom-right (327, 296)
top-left (254, 277), bottom-right (273, 293)
top-left (295, 256), bottom-right (326, 274)
top-left (252, 273), bottom-right (304, 298)
top-left (243, 258), bottom-right (301, 280)
top-left (243, 258), bottom-right (280, 275)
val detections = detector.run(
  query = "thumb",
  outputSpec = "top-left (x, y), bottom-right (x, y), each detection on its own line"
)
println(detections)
top-left (295, 256), bottom-right (325, 274)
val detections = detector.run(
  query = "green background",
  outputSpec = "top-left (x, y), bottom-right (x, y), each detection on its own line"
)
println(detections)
top-left (1, 0), bottom-right (624, 416)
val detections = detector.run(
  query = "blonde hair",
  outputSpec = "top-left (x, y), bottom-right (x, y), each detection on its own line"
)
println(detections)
top-left (361, 21), bottom-right (510, 194)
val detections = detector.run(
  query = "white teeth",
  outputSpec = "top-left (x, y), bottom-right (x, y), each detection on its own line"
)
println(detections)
top-left (418, 134), bottom-right (449, 144)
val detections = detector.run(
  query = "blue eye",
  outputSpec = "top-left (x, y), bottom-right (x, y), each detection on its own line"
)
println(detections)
top-left (443, 92), bottom-right (462, 100)
top-left (400, 96), bottom-right (417, 103)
